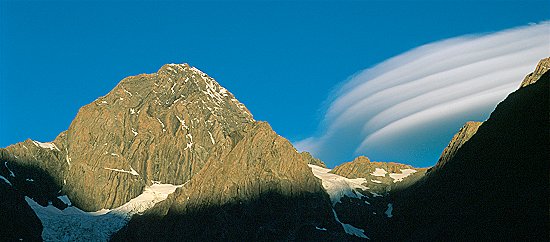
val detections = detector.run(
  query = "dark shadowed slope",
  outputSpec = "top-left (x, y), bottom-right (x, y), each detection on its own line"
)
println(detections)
top-left (388, 62), bottom-right (549, 241)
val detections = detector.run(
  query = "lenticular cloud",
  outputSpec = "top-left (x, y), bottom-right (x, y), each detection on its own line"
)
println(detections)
top-left (295, 22), bottom-right (550, 167)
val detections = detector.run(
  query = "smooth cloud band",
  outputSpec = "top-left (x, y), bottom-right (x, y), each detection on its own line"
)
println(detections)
top-left (296, 22), bottom-right (550, 167)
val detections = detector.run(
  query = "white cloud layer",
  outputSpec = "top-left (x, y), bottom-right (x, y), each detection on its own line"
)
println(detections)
top-left (295, 22), bottom-right (550, 167)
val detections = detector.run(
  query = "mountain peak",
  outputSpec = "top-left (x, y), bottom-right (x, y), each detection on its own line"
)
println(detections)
top-left (520, 57), bottom-right (549, 88)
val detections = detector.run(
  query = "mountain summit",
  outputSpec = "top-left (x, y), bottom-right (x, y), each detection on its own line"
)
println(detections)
top-left (0, 64), bottom-right (354, 240)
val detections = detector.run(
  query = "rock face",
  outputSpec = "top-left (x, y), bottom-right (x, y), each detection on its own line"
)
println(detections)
top-left (326, 156), bottom-right (426, 240)
top-left (0, 63), bottom-right (355, 240)
top-left (113, 122), bottom-right (349, 240)
top-left (430, 121), bottom-right (482, 172)
top-left (2, 58), bottom-right (548, 241)
top-left (59, 64), bottom-right (257, 211)
top-left (2, 64), bottom-right (257, 211)
top-left (520, 57), bottom-right (549, 87)
top-left (387, 60), bottom-right (549, 240)
top-left (331, 156), bottom-right (427, 193)
top-left (301, 151), bottom-right (327, 168)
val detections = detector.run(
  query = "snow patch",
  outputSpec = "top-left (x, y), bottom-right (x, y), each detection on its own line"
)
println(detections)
top-left (208, 131), bottom-right (215, 144)
top-left (122, 88), bottom-right (133, 96)
top-left (26, 178), bottom-right (34, 182)
top-left (63, 148), bottom-right (72, 167)
top-left (370, 192), bottom-right (383, 198)
top-left (0, 175), bottom-right (12, 186)
top-left (104, 166), bottom-right (139, 176)
top-left (176, 115), bottom-right (189, 130)
top-left (156, 118), bottom-right (166, 132)
top-left (308, 165), bottom-right (369, 205)
top-left (332, 209), bottom-right (369, 239)
top-left (370, 168), bottom-right (387, 177)
top-left (171, 82), bottom-right (177, 94)
top-left (315, 226), bottom-right (327, 231)
top-left (5, 162), bottom-right (15, 177)
top-left (389, 169), bottom-right (417, 182)
top-left (370, 179), bottom-right (382, 184)
top-left (130, 108), bottom-right (136, 115)
top-left (58, 195), bottom-right (71, 206)
top-left (385, 203), bottom-right (393, 218)
top-left (25, 183), bottom-right (183, 241)
top-left (32, 140), bottom-right (60, 151)
top-left (131, 128), bottom-right (138, 137)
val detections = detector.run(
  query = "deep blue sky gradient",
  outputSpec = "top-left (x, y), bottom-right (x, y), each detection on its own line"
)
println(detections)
top-left (1, 0), bottom-right (548, 166)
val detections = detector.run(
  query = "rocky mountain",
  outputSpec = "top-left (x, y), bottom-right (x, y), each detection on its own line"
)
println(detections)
top-left (316, 156), bottom-right (426, 240)
top-left (520, 57), bottom-right (549, 87)
top-left (385, 58), bottom-right (549, 240)
top-left (1, 58), bottom-right (547, 241)
top-left (0, 64), bottom-right (357, 240)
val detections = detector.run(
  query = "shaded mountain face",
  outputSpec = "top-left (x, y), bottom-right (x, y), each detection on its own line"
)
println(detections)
top-left (386, 59), bottom-right (549, 240)
top-left (318, 156), bottom-right (426, 240)
top-left (429, 121), bottom-right (482, 173)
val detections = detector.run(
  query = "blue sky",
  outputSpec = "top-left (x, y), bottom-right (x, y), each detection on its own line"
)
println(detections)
top-left (1, 0), bottom-right (548, 167)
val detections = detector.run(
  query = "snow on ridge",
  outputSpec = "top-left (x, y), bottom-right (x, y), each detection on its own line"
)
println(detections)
top-left (25, 183), bottom-right (184, 242)
top-left (370, 168), bottom-right (387, 177)
top-left (32, 140), bottom-right (60, 151)
top-left (308, 165), bottom-right (369, 205)
top-left (389, 169), bottom-right (417, 182)
top-left (104, 166), bottom-right (139, 176)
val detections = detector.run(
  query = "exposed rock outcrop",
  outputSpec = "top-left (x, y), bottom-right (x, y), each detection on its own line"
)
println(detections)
top-left (331, 156), bottom-right (427, 193)
top-left (520, 57), bottom-right (549, 87)
top-left (2, 64), bottom-right (257, 211)
top-left (300, 151), bottom-right (327, 168)
top-left (1, 63), bottom-right (355, 240)
top-left (113, 122), bottom-right (349, 240)
top-left (430, 121), bottom-right (482, 172)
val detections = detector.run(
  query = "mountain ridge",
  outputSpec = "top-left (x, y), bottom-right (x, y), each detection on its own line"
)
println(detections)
top-left (1, 58), bottom-right (548, 241)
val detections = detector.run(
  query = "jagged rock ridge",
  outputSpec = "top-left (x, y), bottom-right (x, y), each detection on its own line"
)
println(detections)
top-left (520, 57), bottom-right (549, 87)
top-left (430, 121), bottom-right (482, 172)
top-left (0, 63), bottom-right (353, 240)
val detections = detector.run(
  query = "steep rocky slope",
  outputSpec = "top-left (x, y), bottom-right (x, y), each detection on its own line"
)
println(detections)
top-left (387, 59), bottom-right (549, 240)
top-left (113, 122), bottom-right (353, 240)
top-left (324, 156), bottom-right (426, 240)
top-left (0, 64), bottom-right (357, 240)
top-left (520, 57), bottom-right (549, 87)
top-left (430, 121), bottom-right (482, 172)
top-left (2, 58), bottom-right (547, 240)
